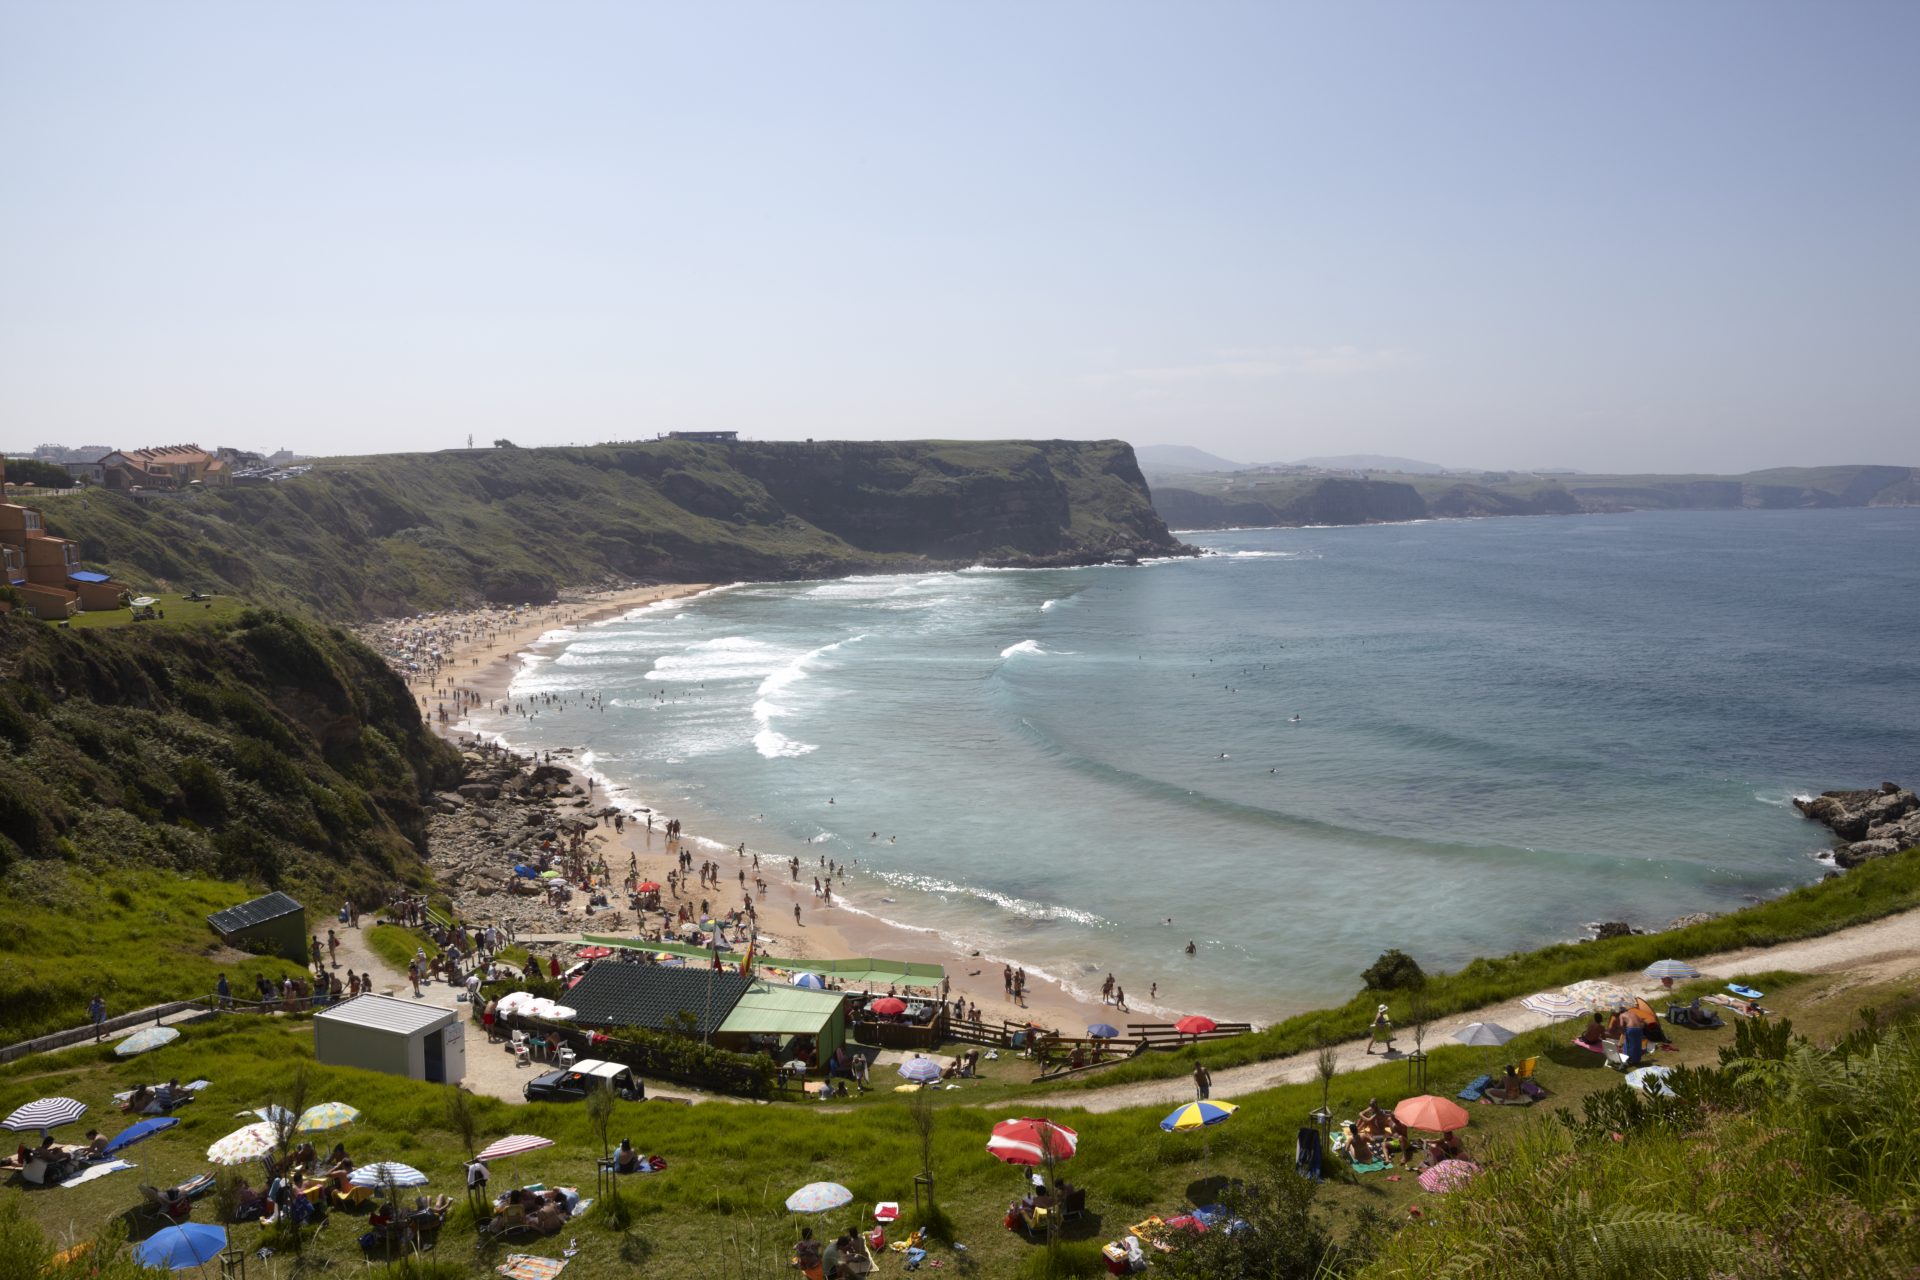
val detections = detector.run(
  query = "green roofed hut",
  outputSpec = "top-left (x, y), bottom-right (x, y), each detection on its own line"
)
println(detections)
top-left (207, 891), bottom-right (306, 964)
top-left (715, 982), bottom-right (849, 1064)
top-left (564, 963), bottom-right (754, 1042)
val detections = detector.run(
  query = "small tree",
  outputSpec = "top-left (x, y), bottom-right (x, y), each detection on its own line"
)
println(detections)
top-left (443, 1085), bottom-right (478, 1160)
top-left (585, 1081), bottom-right (617, 1161)
top-left (1315, 1044), bottom-right (1339, 1116)
top-left (1360, 949), bottom-right (1425, 992)
top-left (908, 1085), bottom-right (937, 1215)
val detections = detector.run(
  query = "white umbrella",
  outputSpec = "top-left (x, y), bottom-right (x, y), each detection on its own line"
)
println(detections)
top-left (351, 1161), bottom-right (428, 1188)
top-left (1451, 1021), bottom-right (1516, 1048)
top-left (1519, 991), bottom-right (1586, 1021)
top-left (207, 1122), bottom-right (278, 1165)
top-left (1625, 1066), bottom-right (1676, 1097)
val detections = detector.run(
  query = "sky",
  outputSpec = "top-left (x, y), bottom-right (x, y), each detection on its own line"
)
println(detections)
top-left (2, 2), bottom-right (1916, 473)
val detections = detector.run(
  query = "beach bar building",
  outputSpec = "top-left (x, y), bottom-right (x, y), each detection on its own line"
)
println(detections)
top-left (314, 994), bottom-right (466, 1084)
top-left (714, 983), bottom-right (849, 1062)
top-left (206, 891), bottom-right (307, 963)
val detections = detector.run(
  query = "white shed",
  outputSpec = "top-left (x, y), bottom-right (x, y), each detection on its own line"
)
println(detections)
top-left (314, 994), bottom-right (466, 1084)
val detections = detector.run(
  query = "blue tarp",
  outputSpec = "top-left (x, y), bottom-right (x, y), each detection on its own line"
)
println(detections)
top-left (514, 865), bottom-right (539, 878)
top-left (68, 570), bottom-right (111, 583)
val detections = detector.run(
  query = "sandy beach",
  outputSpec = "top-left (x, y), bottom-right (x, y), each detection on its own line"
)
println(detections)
top-left (399, 585), bottom-right (1122, 1038)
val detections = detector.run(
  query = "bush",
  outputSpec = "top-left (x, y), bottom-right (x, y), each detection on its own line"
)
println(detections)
top-left (1360, 948), bottom-right (1426, 991)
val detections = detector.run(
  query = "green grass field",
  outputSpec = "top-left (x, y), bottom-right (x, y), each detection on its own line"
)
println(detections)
top-left (5, 966), bottom-right (1858, 1279)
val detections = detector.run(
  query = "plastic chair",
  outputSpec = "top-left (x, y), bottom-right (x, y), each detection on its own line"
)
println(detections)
top-left (510, 1031), bottom-right (530, 1067)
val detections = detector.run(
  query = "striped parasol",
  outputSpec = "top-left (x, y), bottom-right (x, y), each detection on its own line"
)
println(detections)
top-left (1160, 1100), bottom-right (1238, 1132)
top-left (4, 1097), bottom-right (87, 1132)
top-left (898, 1057), bottom-right (942, 1083)
top-left (1643, 959), bottom-right (1702, 982)
top-left (785, 1181), bottom-right (853, 1213)
top-left (114, 1027), bottom-right (181, 1057)
top-left (207, 1122), bottom-right (278, 1165)
top-left (1418, 1158), bottom-right (1481, 1193)
top-left (1563, 981), bottom-right (1638, 1014)
top-left (296, 1103), bottom-right (361, 1133)
top-left (987, 1117), bottom-right (1079, 1166)
top-left (351, 1161), bottom-right (428, 1188)
top-left (1519, 991), bottom-right (1587, 1022)
top-left (477, 1134), bottom-right (555, 1162)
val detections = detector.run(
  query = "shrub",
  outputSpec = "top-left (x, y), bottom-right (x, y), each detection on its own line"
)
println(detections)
top-left (1361, 949), bottom-right (1426, 991)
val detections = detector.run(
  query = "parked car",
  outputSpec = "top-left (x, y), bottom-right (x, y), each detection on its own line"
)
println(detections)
top-left (522, 1058), bottom-right (645, 1103)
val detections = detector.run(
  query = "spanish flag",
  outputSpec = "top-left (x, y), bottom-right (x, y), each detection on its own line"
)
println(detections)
top-left (737, 939), bottom-right (755, 976)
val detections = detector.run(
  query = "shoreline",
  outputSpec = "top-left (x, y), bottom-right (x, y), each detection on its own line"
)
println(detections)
top-left (414, 586), bottom-right (1125, 1037)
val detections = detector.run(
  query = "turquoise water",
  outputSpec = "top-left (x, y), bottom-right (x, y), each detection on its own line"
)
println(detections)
top-left (490, 508), bottom-right (1920, 1021)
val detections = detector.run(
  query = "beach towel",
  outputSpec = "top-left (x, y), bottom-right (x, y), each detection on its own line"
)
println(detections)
top-left (60, 1160), bottom-right (134, 1188)
top-left (497, 1256), bottom-right (568, 1280)
top-left (1348, 1159), bottom-right (1392, 1174)
top-left (1457, 1074), bottom-right (1492, 1101)
top-left (1572, 1038), bottom-right (1604, 1054)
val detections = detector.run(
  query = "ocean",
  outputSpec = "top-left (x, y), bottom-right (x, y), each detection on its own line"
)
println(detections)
top-left (485, 507), bottom-right (1920, 1022)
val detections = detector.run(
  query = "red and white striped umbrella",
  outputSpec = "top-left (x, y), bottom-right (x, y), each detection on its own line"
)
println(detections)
top-left (1418, 1158), bottom-right (1481, 1193)
top-left (987, 1117), bottom-right (1079, 1167)
top-left (477, 1134), bottom-right (556, 1163)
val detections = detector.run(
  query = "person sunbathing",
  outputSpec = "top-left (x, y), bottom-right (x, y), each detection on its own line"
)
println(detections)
top-left (1577, 1014), bottom-right (1607, 1047)
top-left (1358, 1099), bottom-right (1389, 1137)
top-left (614, 1139), bottom-right (642, 1173)
top-left (83, 1129), bottom-right (109, 1158)
top-left (1344, 1124), bottom-right (1376, 1164)
top-left (528, 1190), bottom-right (570, 1233)
top-left (124, 1086), bottom-right (155, 1114)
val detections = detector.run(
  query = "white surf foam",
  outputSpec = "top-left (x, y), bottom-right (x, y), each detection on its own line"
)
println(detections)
top-left (1000, 639), bottom-right (1049, 658)
top-left (750, 634), bottom-right (867, 758)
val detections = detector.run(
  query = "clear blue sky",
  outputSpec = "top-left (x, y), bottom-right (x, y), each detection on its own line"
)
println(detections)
top-left (3, 2), bottom-right (1915, 471)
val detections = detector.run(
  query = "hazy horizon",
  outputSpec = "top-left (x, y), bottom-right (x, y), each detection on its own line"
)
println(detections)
top-left (4, 3), bottom-right (1916, 472)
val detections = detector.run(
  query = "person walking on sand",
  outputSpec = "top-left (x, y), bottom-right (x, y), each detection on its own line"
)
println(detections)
top-left (1115, 984), bottom-right (1127, 1012)
top-left (1194, 1061), bottom-right (1212, 1101)
top-left (327, 930), bottom-right (339, 968)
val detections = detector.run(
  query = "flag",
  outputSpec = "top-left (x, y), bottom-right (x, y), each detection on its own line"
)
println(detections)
top-left (737, 939), bottom-right (755, 976)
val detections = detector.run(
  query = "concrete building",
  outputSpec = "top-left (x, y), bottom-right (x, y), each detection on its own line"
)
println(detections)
top-left (205, 891), bottom-right (308, 963)
top-left (98, 445), bottom-right (229, 491)
top-left (0, 457), bottom-right (132, 618)
top-left (314, 995), bottom-right (467, 1083)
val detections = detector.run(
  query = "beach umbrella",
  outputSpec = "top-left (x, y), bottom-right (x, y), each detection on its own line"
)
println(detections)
top-left (987, 1117), bottom-right (1080, 1166)
top-left (249, 1105), bottom-right (294, 1126)
top-left (577, 946), bottom-right (613, 960)
top-left (1418, 1159), bottom-right (1481, 1194)
top-left (1625, 1066), bottom-right (1676, 1097)
top-left (296, 1103), bottom-right (361, 1133)
top-left (1087, 1023), bottom-right (1121, 1039)
top-left (781, 1058), bottom-right (810, 1075)
top-left (477, 1134), bottom-right (555, 1162)
top-left (114, 1026), bottom-right (180, 1057)
top-left (3, 1097), bottom-right (86, 1132)
top-left (207, 1122), bottom-right (277, 1165)
top-left (1175, 1015), bottom-right (1217, 1035)
top-left (1563, 981), bottom-right (1637, 1014)
top-left (792, 972), bottom-right (827, 990)
top-left (785, 1182), bottom-right (853, 1213)
top-left (1643, 959), bottom-right (1701, 983)
top-left (102, 1116), bottom-right (177, 1155)
top-left (1519, 991), bottom-right (1587, 1022)
top-left (870, 997), bottom-right (907, 1017)
top-left (134, 1223), bottom-right (227, 1270)
top-left (898, 1058), bottom-right (942, 1083)
top-left (1393, 1095), bottom-right (1471, 1134)
top-left (1160, 1100), bottom-right (1238, 1132)
top-left (635, 881), bottom-right (661, 893)
top-left (351, 1161), bottom-right (428, 1188)
top-left (1450, 1022), bottom-right (1515, 1048)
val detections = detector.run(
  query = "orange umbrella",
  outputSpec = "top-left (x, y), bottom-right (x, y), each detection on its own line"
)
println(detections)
top-left (1393, 1095), bottom-right (1471, 1133)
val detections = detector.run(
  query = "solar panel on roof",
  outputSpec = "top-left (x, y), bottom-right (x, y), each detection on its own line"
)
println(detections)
top-left (206, 891), bottom-right (304, 934)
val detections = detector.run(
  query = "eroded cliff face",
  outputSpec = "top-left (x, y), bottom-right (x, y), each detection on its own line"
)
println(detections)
top-left (1153, 479), bottom-right (1433, 529)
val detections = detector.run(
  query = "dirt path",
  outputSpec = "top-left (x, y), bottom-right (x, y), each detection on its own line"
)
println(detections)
top-left (1003, 904), bottom-right (1920, 1115)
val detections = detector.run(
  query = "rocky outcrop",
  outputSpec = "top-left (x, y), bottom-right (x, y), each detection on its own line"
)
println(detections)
top-left (1796, 783), bottom-right (1920, 868)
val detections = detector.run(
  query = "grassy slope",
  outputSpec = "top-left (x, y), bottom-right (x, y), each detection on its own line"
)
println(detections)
top-left (36, 439), bottom-right (1178, 619)
top-left (0, 608), bottom-right (458, 1041)
top-left (3, 968), bottom-right (1889, 1279)
top-left (1047, 844), bottom-right (1920, 1091)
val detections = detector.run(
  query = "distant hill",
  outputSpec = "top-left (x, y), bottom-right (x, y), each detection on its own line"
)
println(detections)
top-left (1154, 463), bottom-right (1919, 530)
top-left (1134, 444), bottom-right (1247, 475)
top-left (34, 439), bottom-right (1188, 618)
top-left (1289, 453), bottom-right (1448, 474)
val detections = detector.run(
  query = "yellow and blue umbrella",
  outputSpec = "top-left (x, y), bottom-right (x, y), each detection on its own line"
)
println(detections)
top-left (296, 1102), bottom-right (360, 1133)
top-left (1160, 1100), bottom-right (1238, 1132)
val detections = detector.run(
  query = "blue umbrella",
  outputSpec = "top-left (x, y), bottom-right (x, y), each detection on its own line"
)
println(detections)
top-left (134, 1223), bottom-right (227, 1270)
top-left (350, 1161), bottom-right (428, 1188)
top-left (103, 1116), bottom-right (178, 1154)
top-left (898, 1058), bottom-right (942, 1083)
top-left (792, 972), bottom-right (826, 990)
top-left (1087, 1023), bottom-right (1121, 1039)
